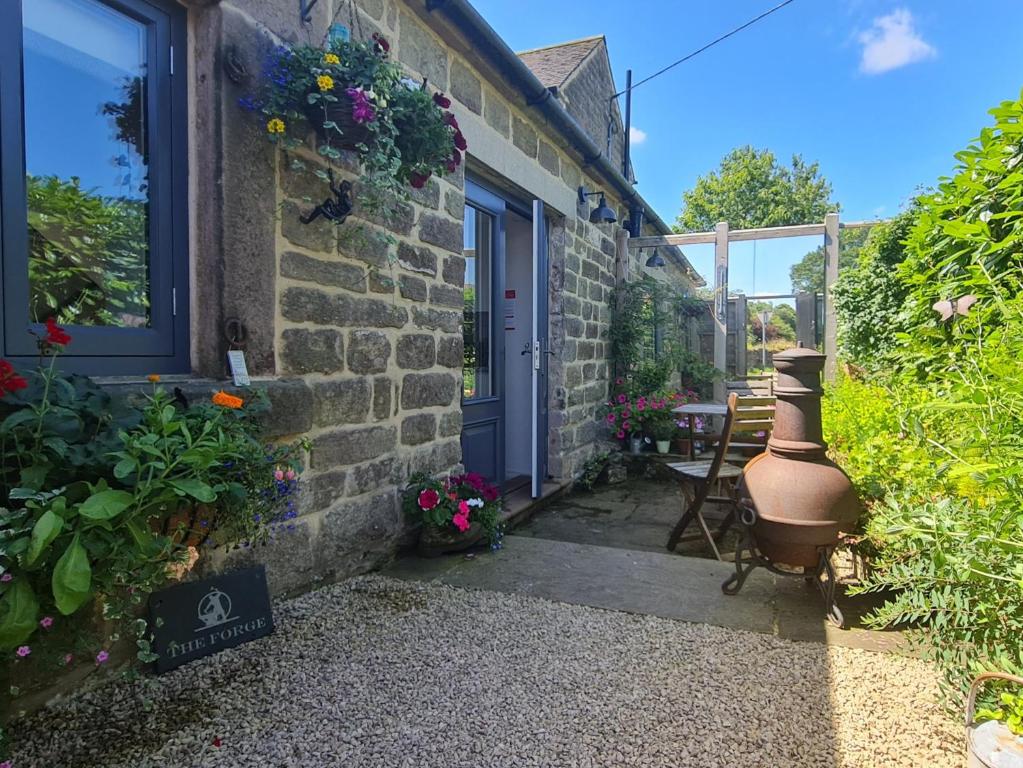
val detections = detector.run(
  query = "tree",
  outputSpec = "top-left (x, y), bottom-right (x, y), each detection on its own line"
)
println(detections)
top-left (789, 226), bottom-right (871, 295)
top-left (676, 146), bottom-right (837, 233)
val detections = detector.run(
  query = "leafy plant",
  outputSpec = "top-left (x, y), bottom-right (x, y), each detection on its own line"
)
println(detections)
top-left (403, 472), bottom-right (503, 546)
top-left (575, 452), bottom-right (611, 492)
top-left (977, 690), bottom-right (1023, 736)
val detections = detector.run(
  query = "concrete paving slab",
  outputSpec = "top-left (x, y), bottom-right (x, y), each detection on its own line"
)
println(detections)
top-left (386, 534), bottom-right (903, 654)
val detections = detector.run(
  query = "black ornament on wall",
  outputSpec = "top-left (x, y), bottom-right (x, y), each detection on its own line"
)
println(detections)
top-left (300, 175), bottom-right (354, 226)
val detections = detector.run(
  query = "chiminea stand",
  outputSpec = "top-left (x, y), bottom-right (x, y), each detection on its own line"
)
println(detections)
top-left (722, 504), bottom-right (844, 628)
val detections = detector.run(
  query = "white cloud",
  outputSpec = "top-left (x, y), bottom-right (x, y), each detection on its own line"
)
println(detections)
top-left (858, 8), bottom-right (936, 74)
top-left (628, 126), bottom-right (647, 145)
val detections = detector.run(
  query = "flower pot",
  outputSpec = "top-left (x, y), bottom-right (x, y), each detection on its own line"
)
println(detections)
top-left (655, 440), bottom-right (671, 454)
top-left (629, 436), bottom-right (644, 455)
top-left (152, 503), bottom-right (215, 550)
top-left (303, 91), bottom-right (372, 150)
top-left (967, 673), bottom-right (1023, 767)
top-left (673, 438), bottom-right (691, 456)
top-left (417, 520), bottom-right (484, 558)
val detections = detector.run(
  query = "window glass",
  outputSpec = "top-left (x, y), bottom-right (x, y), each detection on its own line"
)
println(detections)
top-left (463, 206), bottom-right (493, 400)
top-left (22, 0), bottom-right (151, 327)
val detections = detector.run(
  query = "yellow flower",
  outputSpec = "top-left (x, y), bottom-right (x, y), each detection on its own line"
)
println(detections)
top-left (266, 117), bottom-right (286, 134)
top-left (316, 74), bottom-right (335, 92)
top-left (323, 53), bottom-right (340, 65)
top-left (147, 374), bottom-right (161, 383)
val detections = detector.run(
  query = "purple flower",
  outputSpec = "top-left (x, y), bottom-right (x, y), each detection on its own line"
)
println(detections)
top-left (95, 650), bottom-right (109, 664)
top-left (0, 573), bottom-right (11, 583)
top-left (40, 616), bottom-right (54, 629)
top-left (16, 646), bottom-right (30, 658)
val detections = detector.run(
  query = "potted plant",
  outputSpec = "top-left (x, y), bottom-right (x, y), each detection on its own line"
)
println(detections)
top-left (243, 35), bottom-right (466, 215)
top-left (648, 418), bottom-right (677, 454)
top-left (968, 673), bottom-right (1023, 767)
top-left (404, 472), bottom-right (503, 557)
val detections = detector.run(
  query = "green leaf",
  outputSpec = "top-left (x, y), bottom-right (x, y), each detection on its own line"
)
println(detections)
top-left (52, 535), bottom-right (91, 615)
top-left (79, 490), bottom-right (134, 520)
top-left (0, 409), bottom-right (37, 434)
top-left (113, 458), bottom-right (136, 480)
top-left (0, 580), bottom-right (39, 649)
top-left (26, 509), bottom-right (63, 565)
top-left (168, 478), bottom-right (216, 503)
top-left (19, 464), bottom-right (49, 492)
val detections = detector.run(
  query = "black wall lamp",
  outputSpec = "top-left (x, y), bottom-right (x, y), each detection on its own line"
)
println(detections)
top-left (578, 186), bottom-right (617, 225)
top-left (645, 248), bottom-right (666, 268)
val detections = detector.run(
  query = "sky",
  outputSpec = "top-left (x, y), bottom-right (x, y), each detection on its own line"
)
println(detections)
top-left (470, 0), bottom-right (1023, 298)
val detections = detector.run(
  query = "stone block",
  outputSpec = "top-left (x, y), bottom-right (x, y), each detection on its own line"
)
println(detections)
top-left (280, 328), bottom-right (344, 375)
top-left (346, 457), bottom-right (397, 496)
top-left (260, 378), bottom-right (315, 438)
top-left (483, 92), bottom-right (510, 136)
top-left (368, 270), bottom-right (395, 294)
top-left (339, 226), bottom-right (391, 268)
top-left (401, 413), bottom-right (437, 445)
top-left (281, 200), bottom-right (335, 253)
top-left (396, 334), bottom-right (436, 370)
top-left (430, 283), bottom-right (463, 308)
top-left (412, 307), bottom-right (461, 333)
top-left (281, 251), bottom-right (366, 292)
top-left (312, 379), bottom-right (371, 426)
top-left (586, 322), bottom-right (599, 339)
top-left (408, 177), bottom-right (440, 210)
top-left (405, 439), bottom-right (461, 476)
top-left (311, 425), bottom-right (397, 468)
top-left (314, 490), bottom-right (403, 580)
top-left (281, 287), bottom-right (408, 328)
top-left (399, 274), bottom-right (428, 302)
top-left (443, 189), bottom-right (464, 219)
top-left (436, 335), bottom-right (463, 368)
top-left (589, 281), bottom-right (604, 302)
top-left (396, 242), bottom-right (438, 276)
top-left (439, 410), bottom-right (462, 437)
top-left (401, 372), bottom-right (458, 409)
top-left (577, 340), bottom-right (595, 360)
top-left (220, 520), bottom-right (317, 597)
top-left (308, 469), bottom-right (347, 513)
top-left (373, 376), bottom-right (392, 419)
top-left (442, 255), bottom-right (466, 286)
top-left (346, 330), bottom-right (392, 374)
top-left (565, 317), bottom-right (585, 338)
top-left (418, 213), bottom-right (462, 254)
top-left (356, 196), bottom-right (415, 237)
top-left (450, 58), bottom-right (482, 114)
top-left (512, 115), bottom-right (538, 158)
top-left (581, 259), bottom-right (599, 281)
top-left (398, 9), bottom-right (449, 87)
top-left (538, 139), bottom-right (560, 176)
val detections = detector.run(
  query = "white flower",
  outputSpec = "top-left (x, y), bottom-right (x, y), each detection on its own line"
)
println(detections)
top-left (467, 498), bottom-right (484, 508)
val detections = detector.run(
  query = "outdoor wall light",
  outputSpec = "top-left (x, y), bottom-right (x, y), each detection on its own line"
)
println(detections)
top-left (645, 249), bottom-right (666, 268)
top-left (578, 186), bottom-right (617, 225)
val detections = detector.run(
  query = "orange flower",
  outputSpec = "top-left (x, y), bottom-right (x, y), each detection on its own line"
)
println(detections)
top-left (147, 374), bottom-right (161, 383)
top-left (212, 390), bottom-right (243, 409)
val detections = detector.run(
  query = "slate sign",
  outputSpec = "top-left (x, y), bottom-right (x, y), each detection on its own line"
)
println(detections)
top-left (148, 565), bottom-right (274, 673)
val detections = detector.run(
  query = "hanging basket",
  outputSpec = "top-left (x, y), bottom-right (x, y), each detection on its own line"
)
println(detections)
top-left (303, 90), bottom-right (373, 151)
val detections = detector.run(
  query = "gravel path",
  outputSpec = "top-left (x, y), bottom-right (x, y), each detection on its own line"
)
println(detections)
top-left (9, 575), bottom-right (958, 768)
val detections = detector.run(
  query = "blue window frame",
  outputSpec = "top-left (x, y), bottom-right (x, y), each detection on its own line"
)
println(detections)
top-left (0, 0), bottom-right (188, 374)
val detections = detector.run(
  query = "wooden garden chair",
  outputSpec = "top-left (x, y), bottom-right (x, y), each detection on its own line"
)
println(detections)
top-left (665, 394), bottom-right (775, 560)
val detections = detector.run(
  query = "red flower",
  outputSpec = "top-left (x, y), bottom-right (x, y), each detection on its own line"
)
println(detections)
top-left (409, 171), bottom-right (430, 189)
top-left (445, 157), bottom-right (457, 174)
top-left (443, 112), bottom-right (459, 130)
top-left (482, 486), bottom-right (500, 503)
top-left (453, 130), bottom-right (467, 151)
top-left (418, 488), bottom-right (440, 511)
top-left (212, 737), bottom-right (222, 748)
top-left (0, 360), bottom-right (28, 398)
top-left (433, 92), bottom-right (451, 109)
top-left (44, 317), bottom-right (71, 347)
top-left (451, 148), bottom-right (462, 166)
top-left (372, 33), bottom-right (390, 54)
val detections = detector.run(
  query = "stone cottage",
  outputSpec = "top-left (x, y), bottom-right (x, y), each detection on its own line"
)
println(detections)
top-left (0, 0), bottom-right (702, 594)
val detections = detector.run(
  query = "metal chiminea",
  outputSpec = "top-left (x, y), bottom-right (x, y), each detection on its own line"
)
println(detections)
top-left (722, 344), bottom-right (860, 627)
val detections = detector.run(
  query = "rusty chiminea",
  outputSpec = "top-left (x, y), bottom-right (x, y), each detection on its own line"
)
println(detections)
top-left (723, 344), bottom-right (860, 627)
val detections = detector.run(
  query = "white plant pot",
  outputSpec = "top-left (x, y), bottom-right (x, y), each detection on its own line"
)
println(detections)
top-left (967, 673), bottom-right (1023, 768)
top-left (655, 440), bottom-right (671, 454)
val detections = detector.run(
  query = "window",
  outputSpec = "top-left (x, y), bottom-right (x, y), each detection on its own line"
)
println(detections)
top-left (0, 0), bottom-right (188, 374)
top-left (462, 205), bottom-right (493, 400)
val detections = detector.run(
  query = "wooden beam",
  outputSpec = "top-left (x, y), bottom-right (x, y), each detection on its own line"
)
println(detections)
top-left (727, 223), bottom-right (825, 242)
top-left (713, 222), bottom-right (728, 403)
top-left (629, 218), bottom-right (885, 251)
top-left (823, 212), bottom-right (840, 382)
top-left (629, 231), bottom-right (716, 248)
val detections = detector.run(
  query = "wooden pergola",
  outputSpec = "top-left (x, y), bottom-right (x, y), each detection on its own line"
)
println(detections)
top-left (626, 213), bottom-right (880, 400)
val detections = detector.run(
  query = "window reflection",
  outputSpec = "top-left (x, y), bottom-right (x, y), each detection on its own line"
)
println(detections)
top-left (463, 206), bottom-right (492, 400)
top-left (23, 0), bottom-right (151, 328)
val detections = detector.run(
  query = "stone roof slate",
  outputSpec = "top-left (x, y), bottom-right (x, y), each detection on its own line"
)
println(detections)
top-left (516, 36), bottom-right (604, 89)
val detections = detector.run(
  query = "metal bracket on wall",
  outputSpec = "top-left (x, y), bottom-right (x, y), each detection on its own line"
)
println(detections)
top-left (300, 0), bottom-right (320, 23)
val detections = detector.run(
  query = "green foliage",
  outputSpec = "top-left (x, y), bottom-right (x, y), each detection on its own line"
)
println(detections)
top-left (27, 175), bottom-right (148, 327)
top-left (676, 146), bottom-right (836, 233)
top-left (403, 472), bottom-right (503, 544)
top-left (832, 211), bottom-right (917, 370)
top-left (575, 452), bottom-right (611, 492)
top-left (977, 690), bottom-right (1023, 736)
top-left (789, 225), bottom-right (870, 295)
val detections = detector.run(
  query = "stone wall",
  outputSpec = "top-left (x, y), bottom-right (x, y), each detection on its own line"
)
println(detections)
top-left (187, 0), bottom-right (698, 595)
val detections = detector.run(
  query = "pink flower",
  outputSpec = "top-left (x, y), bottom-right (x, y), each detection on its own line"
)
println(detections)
top-left (1, 760), bottom-right (12, 768)
top-left (636, 402), bottom-right (645, 411)
top-left (458, 500), bottom-right (470, 516)
top-left (606, 413), bottom-right (616, 423)
top-left (285, 469), bottom-right (296, 481)
top-left (418, 488), bottom-right (440, 511)
top-left (622, 421), bottom-right (631, 431)
top-left (433, 92), bottom-right (452, 109)
top-left (64, 654), bottom-right (74, 665)
top-left (16, 646), bottom-right (30, 658)
top-left (40, 616), bottom-right (53, 629)
top-left (615, 377), bottom-right (624, 385)
top-left (0, 573), bottom-right (11, 583)
top-left (616, 430), bottom-right (625, 440)
top-left (274, 469), bottom-right (285, 481)
top-left (622, 409), bottom-right (631, 418)
top-left (452, 513), bottom-right (470, 532)
top-left (617, 394), bottom-right (627, 404)
top-left (96, 650), bottom-right (109, 664)
top-left (443, 112), bottom-right (459, 129)
top-left (213, 736), bottom-right (223, 748)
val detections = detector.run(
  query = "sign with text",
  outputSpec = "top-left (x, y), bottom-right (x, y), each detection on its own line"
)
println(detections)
top-left (148, 566), bottom-right (274, 673)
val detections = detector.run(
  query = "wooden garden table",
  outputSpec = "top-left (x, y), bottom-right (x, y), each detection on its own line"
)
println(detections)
top-left (672, 402), bottom-right (729, 461)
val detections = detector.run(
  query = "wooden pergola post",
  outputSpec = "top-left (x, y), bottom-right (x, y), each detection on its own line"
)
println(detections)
top-left (713, 221), bottom-right (729, 402)
top-left (823, 212), bottom-right (840, 382)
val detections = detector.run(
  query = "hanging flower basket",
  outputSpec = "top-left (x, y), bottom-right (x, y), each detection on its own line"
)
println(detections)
top-left (302, 88), bottom-right (373, 150)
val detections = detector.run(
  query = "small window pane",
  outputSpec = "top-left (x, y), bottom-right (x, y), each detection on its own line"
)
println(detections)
top-left (463, 206), bottom-right (492, 400)
top-left (23, 0), bottom-right (151, 327)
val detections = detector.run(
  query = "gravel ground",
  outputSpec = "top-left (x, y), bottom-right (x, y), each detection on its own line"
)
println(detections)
top-left (9, 575), bottom-right (958, 768)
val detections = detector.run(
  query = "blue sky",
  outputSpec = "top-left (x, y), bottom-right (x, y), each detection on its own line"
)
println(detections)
top-left (471, 0), bottom-right (1023, 297)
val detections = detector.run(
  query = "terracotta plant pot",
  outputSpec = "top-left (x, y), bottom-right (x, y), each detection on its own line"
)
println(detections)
top-left (673, 438), bottom-right (691, 456)
top-left (304, 91), bottom-right (372, 150)
top-left (417, 520), bottom-right (484, 558)
top-left (153, 503), bottom-right (215, 550)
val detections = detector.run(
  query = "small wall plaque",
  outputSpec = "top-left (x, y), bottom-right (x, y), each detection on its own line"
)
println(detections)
top-left (148, 566), bottom-right (274, 673)
top-left (227, 349), bottom-right (250, 386)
